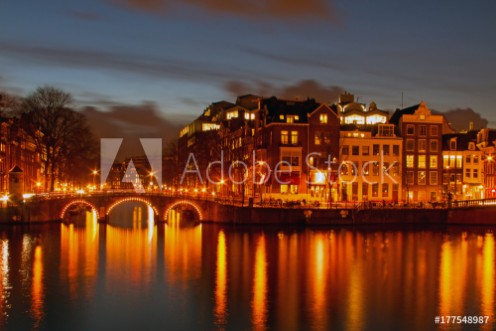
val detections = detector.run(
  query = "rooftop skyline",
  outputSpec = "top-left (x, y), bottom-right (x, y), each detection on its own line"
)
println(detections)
top-left (1, 0), bottom-right (495, 127)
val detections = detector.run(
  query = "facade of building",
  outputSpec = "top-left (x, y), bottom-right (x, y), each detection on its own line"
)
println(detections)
top-left (252, 97), bottom-right (340, 201)
top-left (442, 131), bottom-right (484, 200)
top-left (390, 102), bottom-right (451, 202)
top-left (0, 117), bottom-right (42, 193)
top-left (339, 124), bottom-right (402, 203)
top-left (177, 93), bottom-right (495, 204)
top-left (477, 128), bottom-right (496, 198)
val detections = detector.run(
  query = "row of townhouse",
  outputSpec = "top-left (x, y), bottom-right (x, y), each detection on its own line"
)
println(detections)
top-left (0, 117), bottom-right (42, 194)
top-left (177, 92), bottom-right (496, 203)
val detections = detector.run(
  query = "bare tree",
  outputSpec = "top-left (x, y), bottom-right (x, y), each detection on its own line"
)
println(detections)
top-left (21, 86), bottom-right (97, 191)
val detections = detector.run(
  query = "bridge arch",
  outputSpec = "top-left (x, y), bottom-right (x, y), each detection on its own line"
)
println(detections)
top-left (60, 200), bottom-right (99, 219)
top-left (106, 197), bottom-right (159, 216)
top-left (164, 200), bottom-right (203, 221)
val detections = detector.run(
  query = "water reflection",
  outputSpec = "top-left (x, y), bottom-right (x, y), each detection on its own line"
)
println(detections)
top-left (480, 234), bottom-right (494, 331)
top-left (252, 234), bottom-right (267, 331)
top-left (0, 220), bottom-right (494, 331)
top-left (0, 239), bottom-right (10, 329)
top-left (31, 244), bottom-right (43, 329)
top-left (214, 230), bottom-right (227, 330)
top-left (60, 211), bottom-right (99, 299)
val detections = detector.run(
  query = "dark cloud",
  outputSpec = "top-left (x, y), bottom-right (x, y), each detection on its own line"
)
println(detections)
top-left (0, 41), bottom-right (238, 82)
top-left (81, 103), bottom-right (184, 160)
top-left (64, 10), bottom-right (103, 21)
top-left (109, 0), bottom-right (336, 21)
top-left (225, 79), bottom-right (344, 103)
top-left (244, 48), bottom-right (344, 72)
top-left (439, 108), bottom-right (488, 132)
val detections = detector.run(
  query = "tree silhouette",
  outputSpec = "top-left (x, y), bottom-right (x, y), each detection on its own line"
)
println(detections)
top-left (21, 86), bottom-right (97, 191)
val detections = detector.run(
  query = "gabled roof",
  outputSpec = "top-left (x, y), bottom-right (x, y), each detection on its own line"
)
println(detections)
top-left (308, 103), bottom-right (339, 117)
top-left (389, 104), bottom-right (420, 125)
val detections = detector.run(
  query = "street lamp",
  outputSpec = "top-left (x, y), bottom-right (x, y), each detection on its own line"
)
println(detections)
top-left (92, 170), bottom-right (98, 190)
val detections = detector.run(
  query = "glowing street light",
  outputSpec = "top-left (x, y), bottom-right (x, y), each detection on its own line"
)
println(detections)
top-left (91, 169), bottom-right (98, 190)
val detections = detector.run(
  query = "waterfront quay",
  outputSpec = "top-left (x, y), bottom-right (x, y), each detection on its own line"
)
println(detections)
top-left (1, 191), bottom-right (495, 226)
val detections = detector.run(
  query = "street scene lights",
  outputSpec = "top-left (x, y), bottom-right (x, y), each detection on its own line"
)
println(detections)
top-left (92, 170), bottom-right (98, 190)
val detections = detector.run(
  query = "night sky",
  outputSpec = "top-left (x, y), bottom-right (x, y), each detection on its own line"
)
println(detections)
top-left (1, 0), bottom-right (495, 126)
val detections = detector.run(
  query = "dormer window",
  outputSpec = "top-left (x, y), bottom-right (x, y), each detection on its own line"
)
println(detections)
top-left (468, 142), bottom-right (475, 150)
top-left (450, 138), bottom-right (457, 151)
top-left (286, 115), bottom-right (299, 123)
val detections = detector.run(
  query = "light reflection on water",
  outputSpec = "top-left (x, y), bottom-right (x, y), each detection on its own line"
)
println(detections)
top-left (0, 204), bottom-right (494, 331)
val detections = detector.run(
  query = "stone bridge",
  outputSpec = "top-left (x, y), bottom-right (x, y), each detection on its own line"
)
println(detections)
top-left (20, 192), bottom-right (216, 223)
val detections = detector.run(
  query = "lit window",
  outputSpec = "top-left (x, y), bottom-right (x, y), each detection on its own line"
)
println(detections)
top-left (202, 123), bottom-right (220, 131)
top-left (291, 131), bottom-right (298, 145)
top-left (279, 115), bottom-right (284, 120)
top-left (429, 155), bottom-right (438, 168)
top-left (320, 114), bottom-right (328, 124)
top-left (226, 110), bottom-right (239, 120)
top-left (314, 133), bottom-right (321, 145)
top-left (406, 155), bottom-right (414, 168)
top-left (418, 155), bottom-right (426, 169)
top-left (362, 146), bottom-right (369, 156)
top-left (456, 155), bottom-right (462, 168)
top-left (281, 131), bottom-right (289, 144)
top-left (287, 115), bottom-right (299, 123)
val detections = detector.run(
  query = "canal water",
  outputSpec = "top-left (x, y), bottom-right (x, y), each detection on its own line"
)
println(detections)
top-left (0, 203), bottom-right (494, 331)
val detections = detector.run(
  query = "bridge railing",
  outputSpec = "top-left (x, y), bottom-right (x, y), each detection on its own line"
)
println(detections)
top-left (452, 198), bottom-right (496, 208)
top-left (15, 190), bottom-right (496, 210)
